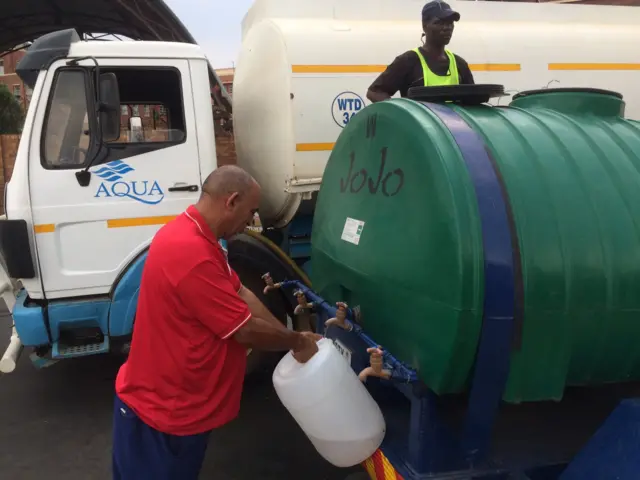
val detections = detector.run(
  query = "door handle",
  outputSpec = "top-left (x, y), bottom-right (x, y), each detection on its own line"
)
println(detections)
top-left (168, 184), bottom-right (199, 193)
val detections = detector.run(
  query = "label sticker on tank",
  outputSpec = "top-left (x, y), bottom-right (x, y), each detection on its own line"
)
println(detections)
top-left (341, 217), bottom-right (365, 245)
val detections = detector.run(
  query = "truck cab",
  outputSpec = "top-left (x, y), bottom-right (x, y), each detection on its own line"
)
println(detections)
top-left (0, 29), bottom-right (237, 368)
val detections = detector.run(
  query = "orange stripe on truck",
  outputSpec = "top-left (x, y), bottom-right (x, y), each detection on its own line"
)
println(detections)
top-left (296, 142), bottom-right (335, 152)
top-left (292, 64), bottom-right (388, 74)
top-left (292, 64), bottom-right (520, 74)
top-left (34, 224), bottom-right (55, 234)
top-left (549, 63), bottom-right (640, 71)
top-left (298, 62), bottom-right (640, 72)
top-left (106, 215), bottom-right (177, 229)
top-left (470, 63), bottom-right (521, 72)
top-left (34, 216), bottom-right (177, 234)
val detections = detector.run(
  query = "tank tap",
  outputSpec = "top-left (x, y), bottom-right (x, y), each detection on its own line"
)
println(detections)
top-left (325, 302), bottom-right (352, 331)
top-left (293, 289), bottom-right (314, 332)
top-left (293, 289), bottom-right (314, 315)
top-left (261, 272), bottom-right (282, 295)
top-left (358, 346), bottom-right (391, 383)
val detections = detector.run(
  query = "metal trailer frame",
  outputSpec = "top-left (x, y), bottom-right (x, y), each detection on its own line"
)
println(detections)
top-left (278, 280), bottom-right (510, 479)
top-left (269, 278), bottom-right (640, 480)
top-left (262, 100), bottom-right (640, 480)
top-left (269, 100), bottom-right (524, 478)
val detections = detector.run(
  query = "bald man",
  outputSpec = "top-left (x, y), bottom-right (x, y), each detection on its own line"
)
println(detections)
top-left (112, 166), bottom-right (320, 480)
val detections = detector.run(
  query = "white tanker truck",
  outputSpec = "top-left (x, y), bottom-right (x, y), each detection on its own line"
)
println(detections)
top-left (4, 0), bottom-right (639, 370)
top-left (2, 0), bottom-right (640, 478)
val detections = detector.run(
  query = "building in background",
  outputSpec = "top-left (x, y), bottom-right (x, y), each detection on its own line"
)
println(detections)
top-left (0, 48), bottom-right (32, 110)
top-left (212, 68), bottom-right (236, 166)
top-left (215, 67), bottom-right (234, 97)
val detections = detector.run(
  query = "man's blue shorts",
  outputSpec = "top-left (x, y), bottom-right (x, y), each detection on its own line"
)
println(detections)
top-left (112, 394), bottom-right (211, 480)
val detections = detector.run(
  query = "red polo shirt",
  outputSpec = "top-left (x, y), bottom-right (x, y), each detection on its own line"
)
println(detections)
top-left (115, 205), bottom-right (252, 436)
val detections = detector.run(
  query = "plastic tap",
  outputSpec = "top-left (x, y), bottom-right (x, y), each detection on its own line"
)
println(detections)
top-left (292, 289), bottom-right (314, 332)
top-left (261, 272), bottom-right (281, 295)
top-left (293, 289), bottom-right (314, 315)
top-left (358, 346), bottom-right (391, 383)
top-left (325, 302), bottom-right (352, 331)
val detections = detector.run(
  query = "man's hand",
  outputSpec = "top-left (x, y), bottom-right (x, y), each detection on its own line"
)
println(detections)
top-left (366, 89), bottom-right (392, 103)
top-left (292, 332), bottom-right (322, 363)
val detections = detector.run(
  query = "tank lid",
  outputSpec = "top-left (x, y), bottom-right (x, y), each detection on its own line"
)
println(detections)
top-left (510, 87), bottom-right (625, 117)
top-left (407, 84), bottom-right (507, 105)
top-left (512, 87), bottom-right (623, 101)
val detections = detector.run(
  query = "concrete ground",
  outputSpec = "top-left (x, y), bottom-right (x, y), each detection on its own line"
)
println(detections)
top-left (0, 306), bottom-right (361, 480)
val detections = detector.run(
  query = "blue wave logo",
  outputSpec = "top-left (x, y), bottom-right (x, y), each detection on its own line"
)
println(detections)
top-left (93, 160), bottom-right (164, 205)
top-left (93, 160), bottom-right (135, 182)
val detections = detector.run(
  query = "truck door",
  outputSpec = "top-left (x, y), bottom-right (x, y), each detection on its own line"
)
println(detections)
top-left (29, 58), bottom-right (202, 299)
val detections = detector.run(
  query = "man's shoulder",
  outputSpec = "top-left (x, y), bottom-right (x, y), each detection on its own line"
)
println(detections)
top-left (155, 213), bottom-right (212, 242)
top-left (384, 48), bottom-right (421, 67)
top-left (399, 48), bottom-right (421, 61)
top-left (150, 216), bottom-right (197, 249)
top-left (147, 216), bottom-right (219, 268)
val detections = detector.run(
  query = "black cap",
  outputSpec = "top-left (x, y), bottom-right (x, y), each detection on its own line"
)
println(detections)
top-left (422, 1), bottom-right (461, 22)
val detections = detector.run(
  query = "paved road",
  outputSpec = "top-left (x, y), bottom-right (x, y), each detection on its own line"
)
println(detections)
top-left (0, 307), bottom-right (361, 480)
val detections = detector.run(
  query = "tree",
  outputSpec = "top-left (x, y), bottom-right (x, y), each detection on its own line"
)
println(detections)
top-left (0, 84), bottom-right (24, 134)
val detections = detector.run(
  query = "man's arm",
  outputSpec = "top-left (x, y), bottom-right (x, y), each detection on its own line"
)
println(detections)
top-left (238, 285), bottom-right (282, 328)
top-left (232, 314), bottom-right (299, 352)
top-left (367, 52), bottom-right (412, 103)
top-left (233, 317), bottom-right (320, 363)
top-left (367, 89), bottom-right (393, 103)
top-left (179, 260), bottom-right (318, 362)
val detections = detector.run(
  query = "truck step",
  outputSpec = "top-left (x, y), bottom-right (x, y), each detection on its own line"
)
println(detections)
top-left (52, 337), bottom-right (110, 359)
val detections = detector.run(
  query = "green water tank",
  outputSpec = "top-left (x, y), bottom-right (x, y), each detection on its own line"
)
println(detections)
top-left (310, 87), bottom-right (640, 404)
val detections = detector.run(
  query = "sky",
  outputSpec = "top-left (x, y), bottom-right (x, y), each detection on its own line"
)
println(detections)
top-left (164, 0), bottom-right (253, 68)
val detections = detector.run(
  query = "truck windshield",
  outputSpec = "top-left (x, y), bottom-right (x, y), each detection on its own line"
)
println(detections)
top-left (43, 70), bottom-right (91, 168)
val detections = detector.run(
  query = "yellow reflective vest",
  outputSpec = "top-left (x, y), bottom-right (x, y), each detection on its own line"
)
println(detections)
top-left (413, 48), bottom-right (460, 86)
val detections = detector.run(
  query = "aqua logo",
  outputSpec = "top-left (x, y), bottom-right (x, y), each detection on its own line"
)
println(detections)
top-left (93, 160), bottom-right (164, 205)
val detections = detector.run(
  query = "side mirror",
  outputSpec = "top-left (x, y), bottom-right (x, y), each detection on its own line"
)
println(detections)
top-left (98, 73), bottom-right (120, 142)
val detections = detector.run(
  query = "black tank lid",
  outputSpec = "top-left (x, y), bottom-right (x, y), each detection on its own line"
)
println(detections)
top-left (407, 84), bottom-right (507, 105)
top-left (16, 29), bottom-right (81, 89)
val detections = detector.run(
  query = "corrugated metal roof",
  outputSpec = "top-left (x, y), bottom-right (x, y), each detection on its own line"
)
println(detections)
top-left (0, 0), bottom-right (231, 111)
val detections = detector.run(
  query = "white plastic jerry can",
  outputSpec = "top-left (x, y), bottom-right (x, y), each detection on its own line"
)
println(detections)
top-left (272, 338), bottom-right (386, 467)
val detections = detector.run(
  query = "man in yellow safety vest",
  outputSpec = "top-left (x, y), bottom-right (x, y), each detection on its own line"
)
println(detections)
top-left (366, 0), bottom-right (474, 103)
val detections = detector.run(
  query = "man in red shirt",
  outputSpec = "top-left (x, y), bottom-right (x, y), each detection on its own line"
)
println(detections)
top-left (112, 165), bottom-right (320, 480)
